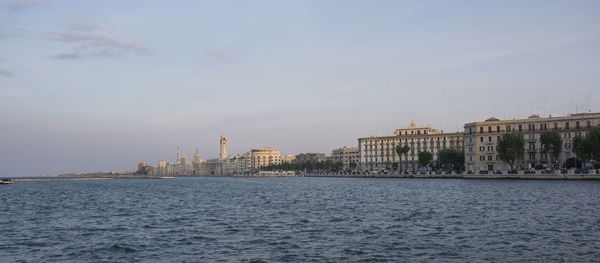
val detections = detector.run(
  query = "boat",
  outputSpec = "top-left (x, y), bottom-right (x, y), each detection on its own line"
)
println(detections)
top-left (0, 179), bottom-right (14, 185)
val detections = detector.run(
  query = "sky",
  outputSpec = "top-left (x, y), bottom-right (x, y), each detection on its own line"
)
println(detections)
top-left (1, 0), bottom-right (599, 177)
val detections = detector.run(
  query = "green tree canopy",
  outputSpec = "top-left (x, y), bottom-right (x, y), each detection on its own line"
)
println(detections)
top-left (395, 144), bottom-right (410, 157)
top-left (586, 127), bottom-right (600, 161)
top-left (418, 151), bottom-right (433, 168)
top-left (438, 149), bottom-right (465, 171)
top-left (395, 144), bottom-right (410, 171)
top-left (497, 132), bottom-right (525, 170)
top-left (573, 135), bottom-right (590, 159)
top-left (540, 131), bottom-right (563, 167)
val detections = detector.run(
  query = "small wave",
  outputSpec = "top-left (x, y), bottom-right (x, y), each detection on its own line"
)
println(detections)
top-left (108, 244), bottom-right (137, 253)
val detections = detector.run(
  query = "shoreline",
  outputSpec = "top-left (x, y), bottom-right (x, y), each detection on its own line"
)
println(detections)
top-left (8, 174), bottom-right (600, 181)
top-left (180, 172), bottom-right (600, 180)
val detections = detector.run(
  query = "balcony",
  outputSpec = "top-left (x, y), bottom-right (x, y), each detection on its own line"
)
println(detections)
top-left (528, 138), bottom-right (537, 143)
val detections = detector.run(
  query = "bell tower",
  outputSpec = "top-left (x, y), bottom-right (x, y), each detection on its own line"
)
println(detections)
top-left (220, 135), bottom-right (228, 159)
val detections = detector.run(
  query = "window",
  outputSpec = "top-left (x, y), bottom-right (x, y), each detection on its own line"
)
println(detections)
top-left (576, 121), bottom-right (580, 129)
top-left (480, 156), bottom-right (485, 161)
top-left (497, 126), bottom-right (500, 132)
top-left (507, 126), bottom-right (511, 132)
top-left (469, 138), bottom-right (472, 143)
top-left (488, 155), bottom-right (492, 161)
top-left (480, 137), bottom-right (484, 142)
top-left (519, 125), bottom-right (522, 132)
top-left (587, 120), bottom-right (591, 128)
top-left (488, 146), bottom-right (494, 152)
top-left (565, 122), bottom-right (569, 129)
top-left (469, 156), bottom-right (473, 161)
top-left (480, 127), bottom-right (484, 133)
top-left (488, 136), bottom-right (492, 142)
top-left (469, 147), bottom-right (473, 152)
top-left (480, 146), bottom-right (485, 152)
top-left (488, 127), bottom-right (492, 133)
top-left (554, 122), bottom-right (558, 129)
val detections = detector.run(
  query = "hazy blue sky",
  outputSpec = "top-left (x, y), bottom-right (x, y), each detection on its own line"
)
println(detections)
top-left (1, 0), bottom-right (599, 176)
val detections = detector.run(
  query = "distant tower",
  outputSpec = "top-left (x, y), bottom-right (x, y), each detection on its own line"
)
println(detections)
top-left (177, 146), bottom-right (181, 162)
top-left (220, 135), bottom-right (228, 159)
top-left (194, 149), bottom-right (200, 164)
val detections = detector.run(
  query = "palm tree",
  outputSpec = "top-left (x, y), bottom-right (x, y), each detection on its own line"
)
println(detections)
top-left (395, 144), bottom-right (410, 173)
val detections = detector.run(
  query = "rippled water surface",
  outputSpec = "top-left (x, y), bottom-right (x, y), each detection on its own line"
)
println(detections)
top-left (1, 177), bottom-right (600, 262)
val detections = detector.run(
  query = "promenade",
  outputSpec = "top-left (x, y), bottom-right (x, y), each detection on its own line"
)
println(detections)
top-left (300, 171), bottom-right (600, 180)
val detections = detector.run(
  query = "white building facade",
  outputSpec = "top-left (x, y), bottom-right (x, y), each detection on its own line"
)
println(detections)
top-left (359, 121), bottom-right (464, 172)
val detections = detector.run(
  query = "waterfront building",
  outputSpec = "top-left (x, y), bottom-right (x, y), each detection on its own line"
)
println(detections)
top-left (281, 155), bottom-right (296, 164)
top-left (464, 112), bottom-right (600, 172)
top-left (293, 153), bottom-right (327, 164)
top-left (147, 161), bottom-right (175, 176)
top-left (176, 155), bottom-right (194, 175)
top-left (250, 147), bottom-right (281, 169)
top-left (331, 146), bottom-right (359, 170)
top-left (221, 152), bottom-right (252, 174)
top-left (204, 158), bottom-right (222, 175)
top-left (358, 121), bottom-right (464, 172)
top-left (192, 149), bottom-right (205, 175)
top-left (137, 162), bottom-right (147, 171)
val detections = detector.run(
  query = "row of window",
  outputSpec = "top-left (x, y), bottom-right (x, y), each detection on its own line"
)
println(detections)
top-left (468, 121), bottom-right (593, 134)
top-left (365, 157), bottom-right (417, 163)
top-left (362, 136), bottom-right (462, 145)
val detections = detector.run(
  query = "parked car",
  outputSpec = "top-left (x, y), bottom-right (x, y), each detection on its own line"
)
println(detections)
top-left (542, 169), bottom-right (554, 174)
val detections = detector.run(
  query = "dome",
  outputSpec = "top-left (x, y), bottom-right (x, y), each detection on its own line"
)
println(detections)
top-left (485, 117), bottom-right (500, 122)
top-left (528, 114), bottom-right (540, 119)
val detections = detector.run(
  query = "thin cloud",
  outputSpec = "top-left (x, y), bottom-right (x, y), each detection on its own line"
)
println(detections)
top-left (45, 20), bottom-right (150, 59)
top-left (0, 69), bottom-right (14, 77)
top-left (0, 26), bottom-right (27, 40)
top-left (0, 0), bottom-right (45, 11)
top-left (204, 49), bottom-right (233, 62)
top-left (51, 53), bottom-right (81, 60)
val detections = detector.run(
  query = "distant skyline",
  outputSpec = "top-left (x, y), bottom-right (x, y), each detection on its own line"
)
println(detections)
top-left (1, 0), bottom-right (599, 177)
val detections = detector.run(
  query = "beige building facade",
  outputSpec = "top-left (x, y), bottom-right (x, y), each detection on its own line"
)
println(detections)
top-left (359, 121), bottom-right (464, 172)
top-left (293, 153), bottom-right (327, 164)
top-left (250, 147), bottom-right (281, 169)
top-left (464, 112), bottom-right (600, 172)
top-left (331, 146), bottom-right (359, 170)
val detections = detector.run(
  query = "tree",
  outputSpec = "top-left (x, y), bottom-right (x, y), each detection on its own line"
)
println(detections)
top-left (573, 135), bottom-right (590, 169)
top-left (395, 144), bottom-right (410, 172)
top-left (497, 132), bottom-right (525, 170)
top-left (418, 151), bottom-right (433, 168)
top-left (573, 127), bottom-right (600, 169)
top-left (540, 131), bottom-right (563, 169)
top-left (438, 149), bottom-right (465, 172)
top-left (586, 127), bottom-right (600, 162)
top-left (349, 162), bottom-right (358, 171)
